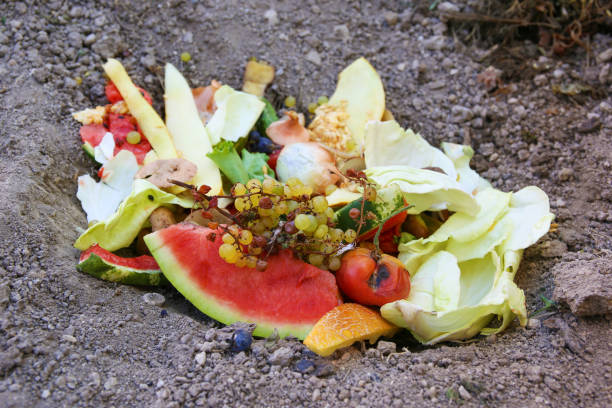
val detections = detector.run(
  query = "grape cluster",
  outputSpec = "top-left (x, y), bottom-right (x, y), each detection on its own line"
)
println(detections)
top-left (216, 178), bottom-right (356, 270)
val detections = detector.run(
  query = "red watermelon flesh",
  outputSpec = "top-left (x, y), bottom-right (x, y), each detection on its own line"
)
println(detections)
top-left (105, 82), bottom-right (153, 105)
top-left (79, 113), bottom-right (152, 164)
top-left (80, 245), bottom-right (160, 270)
top-left (78, 245), bottom-right (167, 286)
top-left (144, 223), bottom-right (343, 339)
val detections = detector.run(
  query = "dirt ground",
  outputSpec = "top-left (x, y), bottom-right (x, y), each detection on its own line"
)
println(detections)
top-left (0, 1), bottom-right (611, 407)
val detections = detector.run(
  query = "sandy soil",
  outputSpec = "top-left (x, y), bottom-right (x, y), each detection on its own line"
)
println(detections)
top-left (0, 1), bottom-right (611, 407)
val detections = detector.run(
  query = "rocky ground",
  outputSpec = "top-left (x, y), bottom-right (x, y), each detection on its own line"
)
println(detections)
top-left (0, 1), bottom-right (611, 407)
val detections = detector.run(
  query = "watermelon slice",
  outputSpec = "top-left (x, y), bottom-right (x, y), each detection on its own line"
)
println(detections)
top-left (144, 223), bottom-right (343, 339)
top-left (78, 245), bottom-right (167, 286)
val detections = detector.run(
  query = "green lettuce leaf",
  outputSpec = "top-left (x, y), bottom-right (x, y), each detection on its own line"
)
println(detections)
top-left (206, 140), bottom-right (249, 185)
top-left (74, 179), bottom-right (193, 252)
top-left (365, 165), bottom-right (480, 216)
top-left (241, 150), bottom-right (275, 182)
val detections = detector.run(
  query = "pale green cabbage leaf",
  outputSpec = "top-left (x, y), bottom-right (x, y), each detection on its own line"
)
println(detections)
top-left (365, 165), bottom-right (479, 216)
top-left (74, 179), bottom-right (193, 252)
top-left (364, 120), bottom-right (457, 180)
top-left (380, 185), bottom-right (552, 344)
top-left (205, 85), bottom-right (265, 145)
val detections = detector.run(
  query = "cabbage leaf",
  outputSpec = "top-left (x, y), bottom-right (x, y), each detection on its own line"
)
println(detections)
top-left (74, 179), bottom-right (193, 251)
top-left (380, 186), bottom-right (553, 344)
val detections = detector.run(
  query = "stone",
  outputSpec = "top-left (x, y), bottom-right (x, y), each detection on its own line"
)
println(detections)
top-left (194, 352), bottom-right (206, 366)
top-left (539, 240), bottom-right (567, 258)
top-left (333, 25), bottom-right (350, 42)
top-left (305, 50), bottom-right (321, 66)
top-left (597, 48), bottom-right (612, 63)
top-left (84, 33), bottom-right (97, 46)
top-left (376, 340), bottom-right (396, 355)
top-left (438, 2), bottom-right (460, 13)
top-left (552, 256), bottom-right (612, 316)
top-left (525, 365), bottom-right (543, 383)
top-left (268, 347), bottom-right (294, 366)
top-left (143, 292), bottom-right (165, 306)
top-left (558, 168), bottom-right (574, 181)
top-left (383, 11), bottom-right (399, 26)
top-left (451, 105), bottom-right (474, 123)
top-left (458, 385), bottom-right (472, 400)
top-left (264, 9), bottom-right (278, 25)
top-left (92, 35), bottom-right (123, 59)
top-left (423, 35), bottom-right (446, 51)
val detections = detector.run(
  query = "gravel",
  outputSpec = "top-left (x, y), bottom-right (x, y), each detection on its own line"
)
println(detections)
top-left (0, 0), bottom-right (611, 407)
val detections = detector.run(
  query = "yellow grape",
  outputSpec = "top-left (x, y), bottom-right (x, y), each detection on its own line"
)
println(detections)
top-left (222, 233), bottom-right (235, 244)
top-left (236, 256), bottom-right (247, 268)
top-left (308, 254), bottom-right (324, 267)
top-left (311, 196), bottom-right (328, 213)
top-left (344, 229), bottom-right (357, 243)
top-left (328, 256), bottom-right (341, 271)
top-left (246, 179), bottom-right (262, 190)
top-left (329, 228), bottom-right (344, 242)
top-left (258, 207), bottom-right (274, 217)
top-left (232, 183), bottom-right (247, 196)
top-left (286, 178), bottom-right (302, 188)
top-left (274, 201), bottom-right (288, 215)
top-left (246, 256), bottom-right (258, 269)
top-left (219, 243), bottom-right (239, 263)
top-left (251, 220), bottom-right (266, 234)
top-left (250, 193), bottom-right (261, 206)
top-left (314, 224), bottom-right (329, 239)
top-left (234, 197), bottom-right (247, 212)
top-left (315, 213), bottom-right (328, 226)
top-left (238, 230), bottom-right (253, 245)
top-left (325, 207), bottom-right (335, 218)
top-left (261, 216), bottom-right (277, 229)
top-left (261, 178), bottom-right (275, 193)
top-left (228, 225), bottom-right (240, 236)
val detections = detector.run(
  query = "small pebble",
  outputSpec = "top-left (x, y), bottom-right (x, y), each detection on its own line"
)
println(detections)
top-left (143, 292), bottom-right (165, 306)
top-left (295, 359), bottom-right (316, 374)
top-left (458, 385), bottom-right (472, 400)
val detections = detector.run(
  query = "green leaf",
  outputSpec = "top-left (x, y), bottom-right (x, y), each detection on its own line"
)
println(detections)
top-left (241, 149), bottom-right (275, 182)
top-left (206, 140), bottom-right (249, 185)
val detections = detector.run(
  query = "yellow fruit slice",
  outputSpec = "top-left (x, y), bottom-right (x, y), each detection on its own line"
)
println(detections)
top-left (303, 303), bottom-right (398, 357)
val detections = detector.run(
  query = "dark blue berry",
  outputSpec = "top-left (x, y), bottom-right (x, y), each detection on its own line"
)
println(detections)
top-left (247, 130), bottom-right (278, 154)
top-left (231, 329), bottom-right (252, 352)
top-left (159, 309), bottom-right (168, 318)
top-left (295, 359), bottom-right (316, 374)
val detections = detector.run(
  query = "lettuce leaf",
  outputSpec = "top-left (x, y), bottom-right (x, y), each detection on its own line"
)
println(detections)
top-left (366, 165), bottom-right (479, 216)
top-left (74, 179), bottom-right (193, 252)
top-left (241, 149), bottom-right (274, 182)
top-left (206, 140), bottom-right (249, 185)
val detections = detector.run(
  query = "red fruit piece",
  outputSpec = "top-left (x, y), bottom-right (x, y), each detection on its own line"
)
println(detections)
top-left (105, 82), bottom-right (153, 105)
top-left (336, 248), bottom-right (411, 307)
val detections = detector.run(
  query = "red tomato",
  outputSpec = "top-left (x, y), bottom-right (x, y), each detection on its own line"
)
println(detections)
top-left (267, 148), bottom-right (282, 171)
top-left (335, 248), bottom-right (411, 306)
top-left (105, 82), bottom-right (153, 105)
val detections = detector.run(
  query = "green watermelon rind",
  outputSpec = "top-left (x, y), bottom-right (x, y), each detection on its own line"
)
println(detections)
top-left (82, 142), bottom-right (95, 159)
top-left (144, 231), bottom-right (314, 339)
top-left (77, 251), bottom-right (168, 287)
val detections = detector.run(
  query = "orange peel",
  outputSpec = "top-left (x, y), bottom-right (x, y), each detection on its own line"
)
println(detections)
top-left (303, 303), bottom-right (398, 357)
